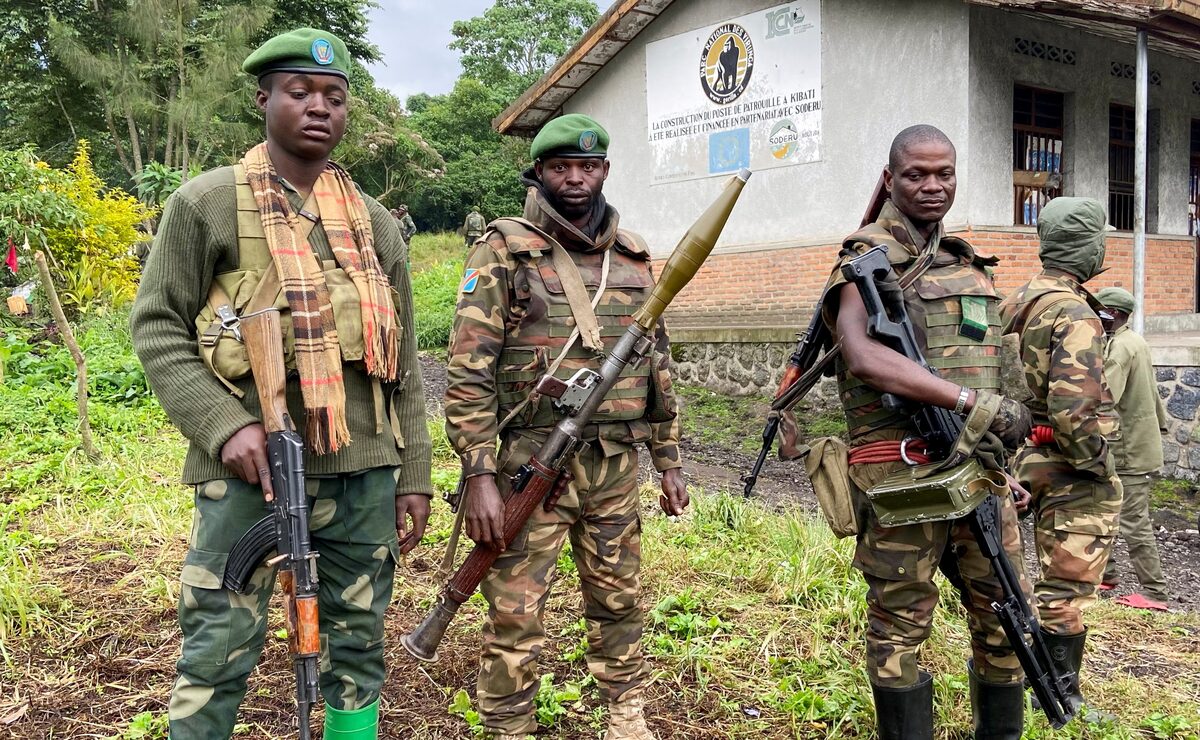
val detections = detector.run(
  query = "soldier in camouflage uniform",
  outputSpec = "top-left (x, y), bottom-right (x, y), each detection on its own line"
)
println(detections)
top-left (444, 114), bottom-right (687, 740)
top-left (130, 29), bottom-right (432, 740)
top-left (822, 125), bottom-right (1034, 740)
top-left (463, 206), bottom-right (486, 247)
top-left (1000, 196), bottom-right (1121, 713)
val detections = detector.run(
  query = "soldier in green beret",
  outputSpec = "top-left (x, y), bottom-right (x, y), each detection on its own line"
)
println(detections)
top-left (131, 27), bottom-right (433, 740)
top-left (1095, 287), bottom-right (1171, 611)
top-left (444, 112), bottom-right (688, 740)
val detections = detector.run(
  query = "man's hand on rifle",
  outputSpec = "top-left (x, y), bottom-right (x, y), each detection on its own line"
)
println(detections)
top-left (220, 423), bottom-right (275, 502)
top-left (659, 468), bottom-right (689, 516)
top-left (396, 494), bottom-right (431, 555)
top-left (466, 474), bottom-right (507, 550)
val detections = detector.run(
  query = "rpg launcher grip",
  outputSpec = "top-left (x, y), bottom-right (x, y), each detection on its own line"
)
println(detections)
top-left (840, 247), bottom-right (1077, 729)
top-left (401, 170), bottom-right (752, 664)
top-left (232, 309), bottom-right (321, 740)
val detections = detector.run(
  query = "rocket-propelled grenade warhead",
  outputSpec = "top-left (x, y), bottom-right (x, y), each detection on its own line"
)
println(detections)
top-left (633, 168), bottom-right (752, 331)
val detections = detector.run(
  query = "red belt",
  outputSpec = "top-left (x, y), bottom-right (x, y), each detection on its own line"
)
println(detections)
top-left (848, 438), bottom-right (931, 466)
top-left (1028, 425), bottom-right (1054, 447)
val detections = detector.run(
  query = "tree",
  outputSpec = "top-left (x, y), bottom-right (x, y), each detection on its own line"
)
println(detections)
top-left (450, 0), bottom-right (599, 101)
top-left (49, 0), bottom-right (273, 180)
top-left (407, 78), bottom-right (527, 230)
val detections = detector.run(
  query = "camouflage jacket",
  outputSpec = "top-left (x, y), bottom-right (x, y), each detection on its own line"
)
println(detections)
top-left (822, 200), bottom-right (1003, 445)
top-left (999, 269), bottom-right (1113, 480)
top-left (445, 187), bottom-right (682, 478)
top-left (464, 211), bottom-right (486, 237)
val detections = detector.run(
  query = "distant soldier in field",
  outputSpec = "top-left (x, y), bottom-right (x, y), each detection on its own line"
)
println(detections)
top-left (444, 113), bottom-right (687, 740)
top-left (462, 205), bottom-right (486, 247)
top-left (130, 28), bottom-right (432, 739)
top-left (1000, 196), bottom-right (1121, 713)
top-left (1096, 286), bottom-right (1171, 611)
top-left (392, 204), bottom-right (417, 242)
top-left (823, 125), bottom-right (1034, 740)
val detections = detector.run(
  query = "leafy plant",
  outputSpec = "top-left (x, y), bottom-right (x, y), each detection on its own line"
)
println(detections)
top-left (533, 673), bottom-right (583, 727)
top-left (448, 688), bottom-right (485, 736)
top-left (109, 711), bottom-right (168, 739)
top-left (134, 162), bottom-right (183, 206)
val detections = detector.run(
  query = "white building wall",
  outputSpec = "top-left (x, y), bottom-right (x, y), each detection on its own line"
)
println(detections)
top-left (967, 6), bottom-right (1200, 235)
top-left (565, 0), bottom-right (972, 257)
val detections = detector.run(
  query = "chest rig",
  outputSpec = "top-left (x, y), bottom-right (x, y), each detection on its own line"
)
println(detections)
top-left (837, 238), bottom-right (1003, 442)
top-left (489, 218), bottom-right (655, 430)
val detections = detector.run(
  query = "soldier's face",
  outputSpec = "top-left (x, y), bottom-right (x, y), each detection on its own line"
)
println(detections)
top-left (257, 73), bottom-right (348, 161)
top-left (885, 140), bottom-right (956, 226)
top-left (536, 156), bottom-right (610, 219)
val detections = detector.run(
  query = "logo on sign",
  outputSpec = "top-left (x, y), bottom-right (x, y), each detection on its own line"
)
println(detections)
top-left (700, 23), bottom-right (754, 105)
top-left (768, 118), bottom-right (800, 160)
top-left (766, 6), bottom-right (810, 38)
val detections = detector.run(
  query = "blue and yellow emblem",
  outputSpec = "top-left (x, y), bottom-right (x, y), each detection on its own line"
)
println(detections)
top-left (460, 268), bottom-right (481, 294)
top-left (578, 130), bottom-right (598, 153)
top-left (311, 38), bottom-right (335, 66)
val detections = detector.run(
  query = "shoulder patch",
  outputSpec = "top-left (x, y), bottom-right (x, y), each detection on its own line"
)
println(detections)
top-left (460, 268), bottom-right (480, 294)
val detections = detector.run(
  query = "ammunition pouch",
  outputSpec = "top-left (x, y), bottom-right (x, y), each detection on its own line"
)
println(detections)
top-left (803, 437), bottom-right (859, 538)
top-left (865, 458), bottom-right (1007, 527)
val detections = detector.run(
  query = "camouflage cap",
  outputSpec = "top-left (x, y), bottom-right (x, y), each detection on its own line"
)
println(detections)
top-left (1096, 286), bottom-right (1136, 314)
top-left (531, 113), bottom-right (609, 160)
top-left (243, 28), bottom-right (350, 82)
top-left (1038, 197), bottom-right (1110, 280)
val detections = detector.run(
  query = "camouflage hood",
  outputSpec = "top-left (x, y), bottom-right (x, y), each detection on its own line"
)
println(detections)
top-left (519, 167), bottom-right (616, 253)
top-left (1038, 197), bottom-right (1109, 282)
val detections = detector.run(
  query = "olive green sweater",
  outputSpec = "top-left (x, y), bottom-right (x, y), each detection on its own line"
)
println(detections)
top-left (130, 165), bottom-right (433, 494)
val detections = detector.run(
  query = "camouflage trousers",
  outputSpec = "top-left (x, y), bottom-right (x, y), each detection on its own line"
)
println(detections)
top-left (1102, 473), bottom-right (1169, 601)
top-left (1013, 446), bottom-right (1121, 635)
top-left (850, 464), bottom-right (1032, 687)
top-left (478, 431), bottom-right (647, 735)
top-left (168, 468), bottom-right (401, 740)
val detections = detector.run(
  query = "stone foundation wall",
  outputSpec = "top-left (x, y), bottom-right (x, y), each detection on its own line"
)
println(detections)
top-left (1154, 366), bottom-right (1200, 480)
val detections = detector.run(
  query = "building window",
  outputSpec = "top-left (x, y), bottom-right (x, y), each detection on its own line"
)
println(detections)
top-left (1190, 119), bottom-right (1200, 237)
top-left (1012, 84), bottom-right (1064, 226)
top-left (1109, 104), bottom-right (1136, 231)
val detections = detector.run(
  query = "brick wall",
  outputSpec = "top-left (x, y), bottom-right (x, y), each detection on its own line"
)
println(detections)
top-left (659, 228), bottom-right (1197, 327)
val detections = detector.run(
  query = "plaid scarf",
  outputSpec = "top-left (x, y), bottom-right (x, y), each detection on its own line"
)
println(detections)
top-left (241, 142), bottom-right (400, 454)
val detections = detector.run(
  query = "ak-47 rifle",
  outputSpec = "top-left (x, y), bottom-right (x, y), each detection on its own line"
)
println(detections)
top-left (843, 246), bottom-right (1076, 728)
top-left (222, 309), bottom-right (320, 740)
top-left (401, 169), bottom-right (752, 663)
top-left (741, 170), bottom-right (888, 497)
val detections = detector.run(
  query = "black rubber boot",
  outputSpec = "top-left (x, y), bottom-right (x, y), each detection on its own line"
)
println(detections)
top-left (1042, 630), bottom-right (1087, 713)
top-left (871, 672), bottom-right (934, 740)
top-left (969, 661), bottom-right (1024, 740)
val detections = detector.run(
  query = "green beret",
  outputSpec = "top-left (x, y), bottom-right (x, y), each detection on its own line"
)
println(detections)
top-left (531, 114), bottom-right (609, 160)
top-left (243, 28), bottom-right (350, 82)
top-left (1096, 287), bottom-right (1136, 314)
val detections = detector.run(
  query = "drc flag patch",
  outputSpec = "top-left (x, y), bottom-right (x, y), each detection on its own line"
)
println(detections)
top-left (460, 268), bottom-right (480, 294)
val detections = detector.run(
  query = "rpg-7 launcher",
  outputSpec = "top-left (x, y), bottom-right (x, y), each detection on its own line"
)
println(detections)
top-left (843, 246), bottom-right (1076, 729)
top-left (401, 169), bottom-right (752, 663)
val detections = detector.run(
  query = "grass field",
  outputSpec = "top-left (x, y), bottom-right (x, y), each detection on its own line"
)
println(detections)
top-left (1, 310), bottom-right (1197, 738)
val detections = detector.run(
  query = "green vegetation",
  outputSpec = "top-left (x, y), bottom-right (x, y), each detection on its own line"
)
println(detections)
top-left (1150, 477), bottom-right (1200, 520)
top-left (677, 385), bottom-right (770, 454)
top-left (410, 232), bottom-right (466, 352)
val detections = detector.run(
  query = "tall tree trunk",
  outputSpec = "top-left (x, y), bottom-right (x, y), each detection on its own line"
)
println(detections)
top-left (125, 102), bottom-right (143, 174)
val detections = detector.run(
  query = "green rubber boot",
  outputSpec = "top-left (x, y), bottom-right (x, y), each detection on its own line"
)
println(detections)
top-left (323, 699), bottom-right (379, 740)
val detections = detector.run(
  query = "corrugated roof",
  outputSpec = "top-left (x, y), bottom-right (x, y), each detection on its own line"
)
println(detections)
top-left (494, 0), bottom-right (1200, 137)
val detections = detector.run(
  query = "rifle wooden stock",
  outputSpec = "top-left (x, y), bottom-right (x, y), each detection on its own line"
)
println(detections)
top-left (241, 310), bottom-right (292, 434)
top-left (239, 308), bottom-right (320, 740)
top-left (861, 168), bottom-right (889, 227)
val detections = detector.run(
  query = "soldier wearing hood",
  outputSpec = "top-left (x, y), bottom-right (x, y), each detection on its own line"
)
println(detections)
top-left (444, 113), bottom-right (687, 740)
top-left (1000, 196), bottom-right (1122, 714)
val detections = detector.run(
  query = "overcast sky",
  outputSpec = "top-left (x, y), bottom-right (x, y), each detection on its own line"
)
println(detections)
top-left (363, 0), bottom-right (504, 105)
top-left (364, 1), bottom-right (602, 106)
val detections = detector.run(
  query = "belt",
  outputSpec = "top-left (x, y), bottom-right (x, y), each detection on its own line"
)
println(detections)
top-left (848, 438), bottom-right (931, 466)
top-left (1028, 425), bottom-right (1054, 447)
